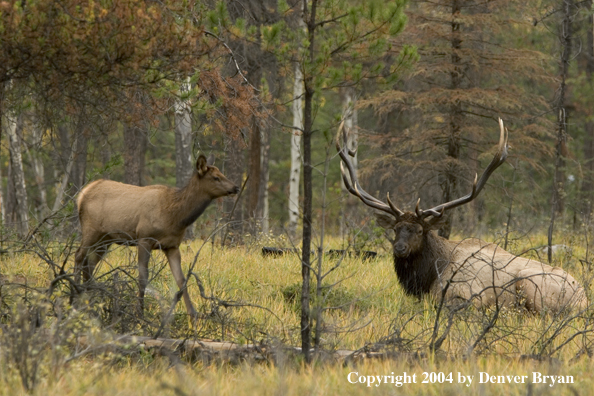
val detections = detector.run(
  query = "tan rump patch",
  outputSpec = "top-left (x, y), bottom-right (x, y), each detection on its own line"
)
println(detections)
top-left (76, 180), bottom-right (103, 210)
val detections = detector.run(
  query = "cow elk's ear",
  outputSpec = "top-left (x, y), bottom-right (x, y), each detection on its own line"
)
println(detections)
top-left (375, 213), bottom-right (397, 229)
top-left (196, 155), bottom-right (209, 177)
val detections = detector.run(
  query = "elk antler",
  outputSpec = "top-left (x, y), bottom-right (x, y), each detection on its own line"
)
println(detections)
top-left (336, 122), bottom-right (404, 218)
top-left (417, 118), bottom-right (509, 219)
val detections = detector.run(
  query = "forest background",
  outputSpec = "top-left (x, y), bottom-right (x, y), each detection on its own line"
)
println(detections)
top-left (2, 0), bottom-right (594, 392)
top-left (2, 0), bottom-right (593, 248)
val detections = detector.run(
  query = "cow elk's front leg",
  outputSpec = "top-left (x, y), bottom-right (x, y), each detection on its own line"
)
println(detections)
top-left (137, 240), bottom-right (152, 316)
top-left (165, 247), bottom-right (198, 319)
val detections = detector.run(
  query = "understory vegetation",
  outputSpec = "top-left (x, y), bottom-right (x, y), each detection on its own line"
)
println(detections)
top-left (0, 227), bottom-right (592, 395)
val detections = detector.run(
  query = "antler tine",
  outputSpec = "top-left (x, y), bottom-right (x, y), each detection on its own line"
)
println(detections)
top-left (387, 193), bottom-right (404, 217)
top-left (421, 118), bottom-right (509, 216)
top-left (336, 122), bottom-right (401, 217)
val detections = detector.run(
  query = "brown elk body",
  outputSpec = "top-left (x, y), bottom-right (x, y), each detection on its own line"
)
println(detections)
top-left (74, 155), bottom-right (239, 318)
top-left (337, 120), bottom-right (587, 313)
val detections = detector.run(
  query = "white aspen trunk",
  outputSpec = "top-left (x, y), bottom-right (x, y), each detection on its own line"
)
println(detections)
top-left (260, 126), bottom-right (270, 234)
top-left (175, 77), bottom-right (194, 189)
top-left (52, 135), bottom-right (77, 213)
top-left (288, 61), bottom-right (304, 235)
top-left (7, 113), bottom-right (29, 235)
top-left (28, 121), bottom-right (49, 218)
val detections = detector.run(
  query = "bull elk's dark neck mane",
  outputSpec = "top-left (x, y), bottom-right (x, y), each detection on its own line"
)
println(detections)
top-left (393, 231), bottom-right (450, 297)
top-left (171, 173), bottom-right (213, 228)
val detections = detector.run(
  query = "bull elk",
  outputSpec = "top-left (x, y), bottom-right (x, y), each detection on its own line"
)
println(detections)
top-left (74, 155), bottom-right (239, 318)
top-left (337, 120), bottom-right (587, 313)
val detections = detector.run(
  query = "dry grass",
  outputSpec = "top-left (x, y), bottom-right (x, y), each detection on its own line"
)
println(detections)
top-left (0, 228), bottom-right (593, 395)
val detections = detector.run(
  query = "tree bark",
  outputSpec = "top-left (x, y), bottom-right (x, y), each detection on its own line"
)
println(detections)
top-left (123, 123), bottom-right (147, 186)
top-left (7, 113), bottom-right (29, 235)
top-left (26, 120), bottom-right (49, 219)
top-left (52, 134), bottom-right (77, 213)
top-left (440, 0), bottom-right (463, 240)
top-left (289, 60), bottom-right (304, 237)
top-left (175, 79), bottom-right (194, 189)
top-left (71, 125), bottom-right (88, 193)
top-left (548, 0), bottom-right (573, 262)
top-left (260, 124), bottom-right (270, 234)
top-left (301, 0), bottom-right (318, 364)
top-left (581, 2), bottom-right (594, 221)
top-left (247, 116), bottom-right (261, 230)
top-left (222, 135), bottom-right (245, 245)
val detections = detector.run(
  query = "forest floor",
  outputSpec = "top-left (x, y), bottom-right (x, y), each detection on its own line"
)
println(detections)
top-left (0, 229), bottom-right (592, 395)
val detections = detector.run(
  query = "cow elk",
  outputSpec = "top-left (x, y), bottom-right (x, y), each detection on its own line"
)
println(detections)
top-left (74, 155), bottom-right (239, 318)
top-left (337, 119), bottom-right (587, 313)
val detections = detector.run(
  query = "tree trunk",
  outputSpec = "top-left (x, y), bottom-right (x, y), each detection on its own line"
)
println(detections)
top-left (5, 157), bottom-right (15, 227)
top-left (440, 0), bottom-right (463, 240)
top-left (301, 0), bottom-right (318, 364)
top-left (259, 123), bottom-right (270, 234)
top-left (289, 61), bottom-right (304, 237)
top-left (222, 136), bottom-right (245, 245)
top-left (123, 123), bottom-right (147, 186)
top-left (582, 3), bottom-right (594, 221)
top-left (52, 134), bottom-right (77, 213)
top-left (175, 79), bottom-right (194, 189)
top-left (26, 121), bottom-right (49, 219)
top-left (548, 0), bottom-right (573, 262)
top-left (71, 125), bottom-right (88, 193)
top-left (7, 113), bottom-right (29, 235)
top-left (247, 115), bottom-right (261, 231)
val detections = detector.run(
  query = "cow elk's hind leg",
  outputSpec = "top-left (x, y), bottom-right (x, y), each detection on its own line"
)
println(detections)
top-left (165, 247), bottom-right (198, 319)
top-left (74, 239), bottom-right (111, 285)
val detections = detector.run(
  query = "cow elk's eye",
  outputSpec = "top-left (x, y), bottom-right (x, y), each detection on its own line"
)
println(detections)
top-left (213, 176), bottom-right (221, 181)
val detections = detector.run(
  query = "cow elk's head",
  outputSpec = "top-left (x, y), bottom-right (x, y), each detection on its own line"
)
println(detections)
top-left (195, 155), bottom-right (240, 198)
top-left (336, 119), bottom-right (509, 258)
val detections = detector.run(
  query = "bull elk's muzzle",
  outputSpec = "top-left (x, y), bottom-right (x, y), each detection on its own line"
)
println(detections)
top-left (394, 242), bottom-right (409, 258)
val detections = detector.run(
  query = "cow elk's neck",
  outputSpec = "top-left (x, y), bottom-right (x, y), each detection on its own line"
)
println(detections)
top-left (173, 174), bottom-right (213, 229)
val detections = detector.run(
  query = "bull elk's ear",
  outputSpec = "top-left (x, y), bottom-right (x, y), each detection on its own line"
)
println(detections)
top-left (426, 214), bottom-right (447, 230)
top-left (196, 155), bottom-right (209, 177)
top-left (375, 213), bottom-right (397, 229)
top-left (206, 153), bottom-right (215, 166)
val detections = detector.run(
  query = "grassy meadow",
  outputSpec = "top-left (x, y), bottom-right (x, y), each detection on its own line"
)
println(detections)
top-left (0, 229), bottom-right (593, 395)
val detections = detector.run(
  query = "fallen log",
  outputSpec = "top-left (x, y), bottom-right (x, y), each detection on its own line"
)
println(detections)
top-left (262, 246), bottom-right (378, 260)
top-left (75, 333), bottom-right (396, 363)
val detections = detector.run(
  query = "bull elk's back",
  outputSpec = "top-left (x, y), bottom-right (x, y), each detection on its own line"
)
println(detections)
top-left (440, 239), bottom-right (587, 312)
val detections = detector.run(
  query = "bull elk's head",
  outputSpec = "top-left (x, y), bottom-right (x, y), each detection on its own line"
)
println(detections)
top-left (336, 119), bottom-right (508, 258)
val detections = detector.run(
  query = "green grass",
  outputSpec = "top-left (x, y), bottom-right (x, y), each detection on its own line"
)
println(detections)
top-left (0, 230), bottom-right (593, 395)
